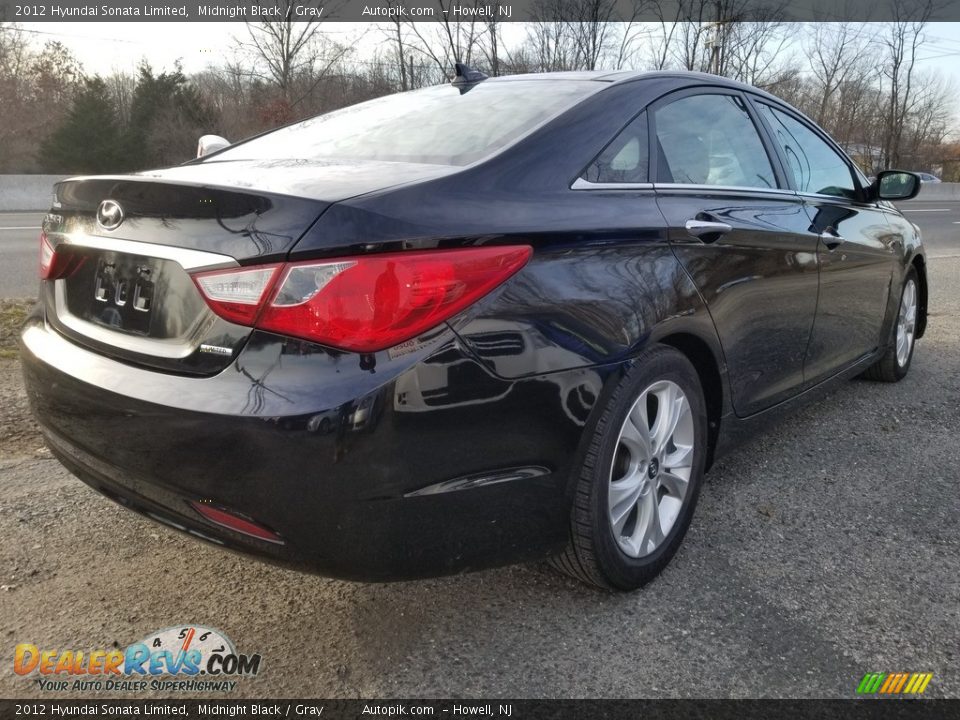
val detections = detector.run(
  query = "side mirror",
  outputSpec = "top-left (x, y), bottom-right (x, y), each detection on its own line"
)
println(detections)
top-left (197, 135), bottom-right (230, 158)
top-left (874, 170), bottom-right (921, 201)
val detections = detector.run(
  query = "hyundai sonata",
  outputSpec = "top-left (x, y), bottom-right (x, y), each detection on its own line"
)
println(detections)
top-left (21, 69), bottom-right (926, 590)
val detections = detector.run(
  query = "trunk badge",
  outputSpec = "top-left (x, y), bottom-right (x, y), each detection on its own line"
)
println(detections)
top-left (96, 200), bottom-right (124, 230)
top-left (199, 344), bottom-right (233, 357)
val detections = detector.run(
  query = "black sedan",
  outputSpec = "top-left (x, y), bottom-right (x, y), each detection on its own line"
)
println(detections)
top-left (21, 70), bottom-right (926, 591)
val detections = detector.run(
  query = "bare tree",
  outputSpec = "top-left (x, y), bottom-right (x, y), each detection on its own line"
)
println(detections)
top-left (880, 0), bottom-right (938, 167)
top-left (240, 3), bottom-right (324, 97)
top-left (898, 70), bottom-right (955, 167)
top-left (567, 0), bottom-right (619, 70)
top-left (237, 1), bottom-right (354, 123)
top-left (804, 22), bottom-right (878, 127)
top-left (0, 23), bottom-right (32, 171)
top-left (720, 12), bottom-right (798, 88)
top-left (477, 20), bottom-right (502, 76)
top-left (612, 9), bottom-right (654, 70)
top-left (380, 5), bottom-right (411, 89)
top-left (673, 0), bottom-right (715, 72)
top-left (108, 70), bottom-right (137, 129)
top-left (404, 0), bottom-right (484, 80)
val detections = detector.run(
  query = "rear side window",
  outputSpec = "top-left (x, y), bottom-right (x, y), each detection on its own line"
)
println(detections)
top-left (582, 112), bottom-right (649, 183)
top-left (757, 103), bottom-right (857, 199)
top-left (654, 94), bottom-right (776, 189)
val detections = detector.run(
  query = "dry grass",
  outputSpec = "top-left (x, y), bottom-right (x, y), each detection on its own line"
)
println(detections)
top-left (0, 298), bottom-right (35, 360)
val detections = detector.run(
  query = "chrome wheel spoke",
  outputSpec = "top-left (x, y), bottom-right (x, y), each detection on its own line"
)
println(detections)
top-left (633, 490), bottom-right (664, 555)
top-left (608, 471), bottom-right (643, 535)
top-left (665, 442), bottom-right (693, 470)
top-left (620, 411), bottom-right (652, 461)
top-left (651, 385), bottom-right (683, 456)
top-left (659, 470), bottom-right (688, 499)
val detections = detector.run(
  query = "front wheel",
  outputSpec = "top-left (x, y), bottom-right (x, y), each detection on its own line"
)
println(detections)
top-left (863, 268), bottom-right (919, 383)
top-left (552, 345), bottom-right (708, 591)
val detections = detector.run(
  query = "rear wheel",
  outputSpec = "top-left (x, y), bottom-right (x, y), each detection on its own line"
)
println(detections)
top-left (863, 268), bottom-right (919, 383)
top-left (552, 345), bottom-right (708, 591)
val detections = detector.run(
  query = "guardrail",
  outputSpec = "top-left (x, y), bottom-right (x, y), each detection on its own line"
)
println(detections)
top-left (910, 183), bottom-right (960, 201)
top-left (0, 175), bottom-right (66, 212)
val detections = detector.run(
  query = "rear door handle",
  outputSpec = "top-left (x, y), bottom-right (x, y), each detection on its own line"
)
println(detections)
top-left (685, 219), bottom-right (733, 242)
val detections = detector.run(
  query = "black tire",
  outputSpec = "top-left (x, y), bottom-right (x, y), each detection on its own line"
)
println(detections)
top-left (551, 344), bottom-right (708, 591)
top-left (863, 268), bottom-right (919, 383)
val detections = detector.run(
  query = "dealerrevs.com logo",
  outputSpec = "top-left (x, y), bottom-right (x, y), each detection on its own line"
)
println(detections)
top-left (14, 625), bottom-right (261, 694)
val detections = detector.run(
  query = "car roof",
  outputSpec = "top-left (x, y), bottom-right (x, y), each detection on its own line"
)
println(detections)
top-left (486, 70), bottom-right (786, 102)
top-left (482, 70), bottom-right (636, 82)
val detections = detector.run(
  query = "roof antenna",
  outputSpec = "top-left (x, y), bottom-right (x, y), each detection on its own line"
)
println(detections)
top-left (452, 62), bottom-right (488, 93)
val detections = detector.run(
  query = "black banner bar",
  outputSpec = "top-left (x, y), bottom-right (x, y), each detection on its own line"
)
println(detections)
top-left (1, 700), bottom-right (960, 720)
top-left (3, 0), bottom-right (960, 22)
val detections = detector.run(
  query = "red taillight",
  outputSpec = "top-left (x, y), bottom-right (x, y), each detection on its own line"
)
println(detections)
top-left (39, 232), bottom-right (55, 278)
top-left (39, 232), bottom-right (85, 280)
top-left (192, 246), bottom-right (532, 352)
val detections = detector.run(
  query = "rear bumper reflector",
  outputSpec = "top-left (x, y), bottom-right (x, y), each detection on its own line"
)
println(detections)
top-left (190, 501), bottom-right (285, 544)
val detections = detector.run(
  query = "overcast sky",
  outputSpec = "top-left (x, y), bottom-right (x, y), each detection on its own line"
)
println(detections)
top-left (16, 21), bottom-right (960, 83)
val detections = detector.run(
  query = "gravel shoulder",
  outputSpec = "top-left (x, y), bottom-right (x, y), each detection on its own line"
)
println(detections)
top-left (0, 262), bottom-right (957, 699)
top-left (0, 298), bottom-right (42, 458)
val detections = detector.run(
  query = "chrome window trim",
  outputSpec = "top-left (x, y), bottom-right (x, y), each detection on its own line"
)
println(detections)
top-left (794, 190), bottom-right (872, 205)
top-left (571, 178), bottom-right (798, 197)
top-left (571, 178), bottom-right (654, 190)
top-left (52, 233), bottom-right (238, 272)
top-left (653, 183), bottom-right (796, 196)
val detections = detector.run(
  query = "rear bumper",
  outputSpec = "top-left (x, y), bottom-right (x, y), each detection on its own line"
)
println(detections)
top-left (20, 318), bottom-right (606, 580)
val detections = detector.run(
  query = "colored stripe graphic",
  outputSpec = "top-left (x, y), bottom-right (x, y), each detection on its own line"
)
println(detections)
top-left (893, 673), bottom-right (909, 693)
top-left (904, 674), bottom-right (921, 694)
top-left (857, 672), bottom-right (933, 695)
top-left (857, 673), bottom-right (886, 694)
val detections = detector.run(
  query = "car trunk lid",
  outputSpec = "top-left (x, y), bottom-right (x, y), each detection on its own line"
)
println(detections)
top-left (43, 175), bottom-right (328, 375)
top-left (42, 161), bottom-right (460, 375)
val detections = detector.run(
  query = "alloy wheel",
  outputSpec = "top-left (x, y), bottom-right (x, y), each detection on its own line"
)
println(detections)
top-left (608, 380), bottom-right (694, 558)
top-left (896, 278), bottom-right (917, 368)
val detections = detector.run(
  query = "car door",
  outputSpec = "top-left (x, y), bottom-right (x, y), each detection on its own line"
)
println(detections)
top-left (650, 89), bottom-right (820, 417)
top-left (751, 101), bottom-right (898, 384)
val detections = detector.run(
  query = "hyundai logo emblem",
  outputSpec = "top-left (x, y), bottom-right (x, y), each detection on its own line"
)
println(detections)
top-left (96, 199), bottom-right (124, 231)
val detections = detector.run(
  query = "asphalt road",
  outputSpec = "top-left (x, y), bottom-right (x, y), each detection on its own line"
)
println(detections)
top-left (0, 208), bottom-right (958, 700)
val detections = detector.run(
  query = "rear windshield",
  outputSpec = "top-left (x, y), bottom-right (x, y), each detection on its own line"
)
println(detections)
top-left (212, 80), bottom-right (599, 167)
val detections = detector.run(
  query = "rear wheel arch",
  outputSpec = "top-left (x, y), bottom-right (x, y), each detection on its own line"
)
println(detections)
top-left (657, 332), bottom-right (724, 469)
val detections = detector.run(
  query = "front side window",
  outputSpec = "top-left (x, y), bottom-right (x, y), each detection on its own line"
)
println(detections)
top-left (757, 103), bottom-right (857, 199)
top-left (582, 112), bottom-right (649, 184)
top-left (654, 94), bottom-right (776, 189)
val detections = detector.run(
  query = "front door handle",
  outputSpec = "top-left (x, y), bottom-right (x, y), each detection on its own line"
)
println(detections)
top-left (820, 227), bottom-right (845, 250)
top-left (685, 219), bottom-right (733, 242)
